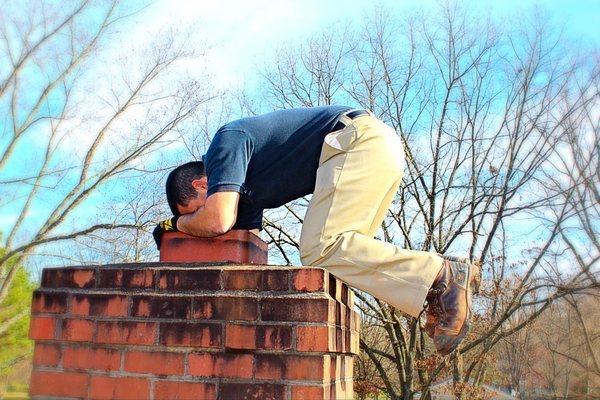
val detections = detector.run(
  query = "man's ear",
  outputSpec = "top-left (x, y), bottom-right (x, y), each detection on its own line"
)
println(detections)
top-left (191, 176), bottom-right (207, 190)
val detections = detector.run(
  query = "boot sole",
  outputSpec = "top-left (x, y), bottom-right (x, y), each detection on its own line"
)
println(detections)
top-left (435, 309), bottom-right (471, 355)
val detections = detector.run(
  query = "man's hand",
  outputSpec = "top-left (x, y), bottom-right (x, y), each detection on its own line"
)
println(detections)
top-left (152, 216), bottom-right (180, 250)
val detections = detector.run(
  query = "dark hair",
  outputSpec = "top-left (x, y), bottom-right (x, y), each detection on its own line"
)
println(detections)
top-left (166, 161), bottom-right (206, 216)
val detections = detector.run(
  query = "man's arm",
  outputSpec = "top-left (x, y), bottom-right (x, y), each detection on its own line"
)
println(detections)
top-left (177, 191), bottom-right (240, 237)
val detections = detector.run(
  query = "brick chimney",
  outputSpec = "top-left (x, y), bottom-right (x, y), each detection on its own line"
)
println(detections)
top-left (29, 230), bottom-right (359, 399)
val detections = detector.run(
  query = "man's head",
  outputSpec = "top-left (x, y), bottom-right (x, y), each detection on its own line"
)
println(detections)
top-left (166, 161), bottom-right (208, 216)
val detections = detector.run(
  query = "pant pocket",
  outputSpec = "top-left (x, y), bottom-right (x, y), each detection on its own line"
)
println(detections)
top-left (319, 125), bottom-right (355, 164)
top-left (313, 159), bottom-right (343, 197)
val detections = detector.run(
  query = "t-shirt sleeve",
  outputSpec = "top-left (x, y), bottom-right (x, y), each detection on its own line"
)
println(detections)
top-left (203, 129), bottom-right (254, 197)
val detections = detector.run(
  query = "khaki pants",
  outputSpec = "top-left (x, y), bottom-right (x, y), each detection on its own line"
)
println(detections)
top-left (299, 112), bottom-right (443, 317)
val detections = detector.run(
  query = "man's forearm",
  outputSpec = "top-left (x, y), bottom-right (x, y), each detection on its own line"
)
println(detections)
top-left (177, 206), bottom-right (224, 237)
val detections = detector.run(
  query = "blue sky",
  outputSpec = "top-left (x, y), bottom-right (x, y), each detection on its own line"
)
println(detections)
top-left (1, 0), bottom-right (599, 270)
top-left (130, 0), bottom-right (600, 89)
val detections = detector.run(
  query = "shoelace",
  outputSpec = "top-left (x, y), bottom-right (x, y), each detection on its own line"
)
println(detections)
top-left (426, 284), bottom-right (448, 325)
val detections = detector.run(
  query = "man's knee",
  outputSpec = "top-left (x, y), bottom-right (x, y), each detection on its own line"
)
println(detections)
top-left (299, 251), bottom-right (313, 266)
top-left (299, 233), bottom-right (332, 266)
top-left (299, 232), bottom-right (348, 266)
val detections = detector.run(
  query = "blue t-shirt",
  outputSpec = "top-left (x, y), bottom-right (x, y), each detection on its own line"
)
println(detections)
top-left (201, 105), bottom-right (353, 230)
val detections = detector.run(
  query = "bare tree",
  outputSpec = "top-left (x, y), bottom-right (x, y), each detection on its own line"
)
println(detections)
top-left (247, 3), bottom-right (599, 398)
top-left (526, 296), bottom-right (600, 399)
top-left (0, 0), bottom-right (214, 333)
top-left (497, 315), bottom-right (535, 397)
top-left (520, 44), bottom-right (600, 399)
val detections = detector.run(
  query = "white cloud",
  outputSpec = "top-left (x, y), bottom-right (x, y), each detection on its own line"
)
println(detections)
top-left (127, 0), bottom-right (369, 88)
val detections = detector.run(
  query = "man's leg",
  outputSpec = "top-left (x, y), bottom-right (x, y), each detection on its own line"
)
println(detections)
top-left (299, 115), bottom-right (444, 317)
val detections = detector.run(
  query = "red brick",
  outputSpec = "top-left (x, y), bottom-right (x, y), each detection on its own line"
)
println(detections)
top-left (96, 321), bottom-right (157, 345)
top-left (159, 322), bottom-right (221, 348)
top-left (219, 383), bottom-right (284, 400)
top-left (71, 294), bottom-right (128, 317)
top-left (41, 268), bottom-right (96, 288)
top-left (124, 351), bottom-right (184, 375)
top-left (61, 318), bottom-right (94, 342)
top-left (335, 327), bottom-right (346, 351)
top-left (296, 325), bottom-right (332, 352)
top-left (158, 269), bottom-right (221, 291)
top-left (342, 355), bottom-right (354, 379)
top-left (335, 378), bottom-right (352, 399)
top-left (154, 381), bottom-right (216, 400)
top-left (131, 296), bottom-right (191, 319)
top-left (222, 270), bottom-right (261, 290)
top-left (255, 355), bottom-right (324, 380)
top-left (28, 316), bottom-right (56, 340)
top-left (336, 328), bottom-right (345, 353)
top-left (73, 269), bottom-right (96, 288)
top-left (32, 343), bottom-right (61, 367)
top-left (330, 354), bottom-right (337, 378)
top-left (132, 296), bottom-right (152, 317)
top-left (335, 302), bottom-right (348, 326)
top-left (159, 230), bottom-right (268, 264)
top-left (341, 282), bottom-right (350, 305)
top-left (345, 329), bottom-right (352, 354)
top-left (347, 287), bottom-right (355, 305)
top-left (189, 353), bottom-right (253, 378)
top-left (329, 384), bottom-right (337, 399)
top-left (292, 385), bottom-right (327, 399)
top-left (225, 324), bottom-right (256, 349)
top-left (262, 269), bottom-right (289, 290)
top-left (63, 345), bottom-right (120, 371)
top-left (98, 268), bottom-right (154, 289)
top-left (261, 298), bottom-right (333, 322)
top-left (31, 291), bottom-right (67, 313)
top-left (30, 370), bottom-right (88, 398)
top-left (345, 304), bottom-right (352, 328)
top-left (331, 354), bottom-right (355, 380)
top-left (351, 309), bottom-right (361, 332)
top-left (191, 297), bottom-right (216, 319)
top-left (350, 329), bottom-right (359, 354)
top-left (328, 274), bottom-right (340, 300)
top-left (90, 376), bottom-right (150, 400)
top-left (257, 325), bottom-right (293, 350)
top-left (292, 269), bottom-right (326, 292)
top-left (192, 296), bottom-right (258, 321)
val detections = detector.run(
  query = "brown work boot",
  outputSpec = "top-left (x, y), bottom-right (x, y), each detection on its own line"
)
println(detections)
top-left (424, 255), bottom-right (481, 355)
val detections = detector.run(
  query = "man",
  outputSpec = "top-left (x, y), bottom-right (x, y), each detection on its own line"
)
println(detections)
top-left (153, 106), bottom-right (480, 355)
